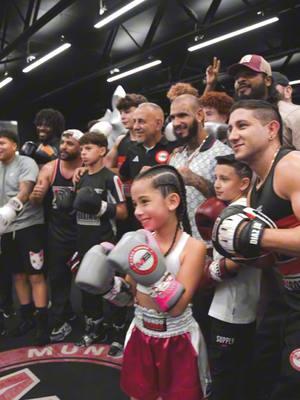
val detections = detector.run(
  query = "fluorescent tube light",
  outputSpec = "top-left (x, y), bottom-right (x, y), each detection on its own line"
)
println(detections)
top-left (289, 79), bottom-right (300, 86)
top-left (22, 43), bottom-right (71, 73)
top-left (94, 0), bottom-right (148, 29)
top-left (107, 59), bottom-right (162, 82)
top-left (188, 17), bottom-right (279, 52)
top-left (0, 76), bottom-right (13, 89)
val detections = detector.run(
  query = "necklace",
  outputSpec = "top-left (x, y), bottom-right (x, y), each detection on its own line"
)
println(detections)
top-left (256, 147), bottom-right (280, 189)
top-left (186, 135), bottom-right (209, 165)
top-left (154, 222), bottom-right (180, 257)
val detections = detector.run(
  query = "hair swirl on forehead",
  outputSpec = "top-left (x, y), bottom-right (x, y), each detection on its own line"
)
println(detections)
top-left (134, 165), bottom-right (191, 234)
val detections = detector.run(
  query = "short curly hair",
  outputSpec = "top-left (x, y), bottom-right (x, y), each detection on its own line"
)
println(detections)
top-left (167, 82), bottom-right (199, 102)
top-left (199, 91), bottom-right (234, 117)
top-left (117, 93), bottom-right (148, 111)
top-left (34, 108), bottom-right (65, 137)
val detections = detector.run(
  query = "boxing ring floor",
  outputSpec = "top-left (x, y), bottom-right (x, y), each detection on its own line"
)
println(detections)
top-left (0, 283), bottom-right (129, 399)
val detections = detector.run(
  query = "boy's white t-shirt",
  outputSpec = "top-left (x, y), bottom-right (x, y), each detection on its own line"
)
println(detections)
top-left (208, 197), bottom-right (262, 324)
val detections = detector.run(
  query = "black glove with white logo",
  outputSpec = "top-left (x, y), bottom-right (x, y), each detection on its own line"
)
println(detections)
top-left (212, 205), bottom-right (277, 259)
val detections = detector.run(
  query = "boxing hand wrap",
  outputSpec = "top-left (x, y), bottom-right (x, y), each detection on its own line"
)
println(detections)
top-left (204, 258), bottom-right (237, 286)
top-left (149, 272), bottom-right (185, 312)
top-left (0, 197), bottom-right (23, 235)
top-left (107, 230), bottom-right (185, 312)
top-left (103, 276), bottom-right (133, 307)
top-left (195, 197), bottom-right (226, 240)
top-left (75, 243), bottom-right (115, 295)
top-left (212, 205), bottom-right (277, 259)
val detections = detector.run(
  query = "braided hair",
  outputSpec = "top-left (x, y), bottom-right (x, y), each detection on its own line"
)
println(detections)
top-left (134, 165), bottom-right (191, 235)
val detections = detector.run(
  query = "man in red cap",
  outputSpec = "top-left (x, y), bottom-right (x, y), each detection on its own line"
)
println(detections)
top-left (227, 54), bottom-right (273, 101)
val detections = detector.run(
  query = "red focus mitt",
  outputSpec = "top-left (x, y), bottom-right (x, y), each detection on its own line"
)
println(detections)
top-left (195, 197), bottom-right (226, 240)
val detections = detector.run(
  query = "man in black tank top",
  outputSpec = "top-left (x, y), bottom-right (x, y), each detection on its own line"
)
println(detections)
top-left (227, 100), bottom-right (300, 400)
top-left (30, 129), bottom-right (83, 342)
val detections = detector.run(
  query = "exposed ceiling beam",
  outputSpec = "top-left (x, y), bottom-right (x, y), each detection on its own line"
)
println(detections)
top-left (142, 1), bottom-right (167, 50)
top-left (102, 25), bottom-right (119, 59)
top-left (176, 0), bottom-right (199, 24)
top-left (0, 0), bottom-right (78, 61)
top-left (202, 0), bottom-right (222, 26)
top-left (24, 0), bottom-right (36, 31)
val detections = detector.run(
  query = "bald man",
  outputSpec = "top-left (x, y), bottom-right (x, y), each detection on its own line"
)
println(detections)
top-left (119, 102), bottom-right (176, 181)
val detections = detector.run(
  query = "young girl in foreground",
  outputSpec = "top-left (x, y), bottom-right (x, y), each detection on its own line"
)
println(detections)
top-left (120, 165), bottom-right (211, 400)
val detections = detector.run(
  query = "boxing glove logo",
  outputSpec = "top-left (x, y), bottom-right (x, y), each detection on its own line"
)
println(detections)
top-left (128, 245), bottom-right (158, 275)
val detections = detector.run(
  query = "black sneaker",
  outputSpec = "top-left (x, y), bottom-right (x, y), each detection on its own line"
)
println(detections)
top-left (50, 322), bottom-right (72, 342)
top-left (34, 328), bottom-right (50, 346)
top-left (108, 324), bottom-right (125, 357)
top-left (10, 318), bottom-right (35, 337)
top-left (2, 304), bottom-right (15, 319)
top-left (76, 317), bottom-right (107, 347)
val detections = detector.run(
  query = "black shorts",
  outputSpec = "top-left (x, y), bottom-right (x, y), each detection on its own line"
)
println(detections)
top-left (1, 224), bottom-right (46, 275)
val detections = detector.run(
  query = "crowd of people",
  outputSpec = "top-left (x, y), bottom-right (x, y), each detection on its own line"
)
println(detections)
top-left (0, 54), bottom-right (300, 400)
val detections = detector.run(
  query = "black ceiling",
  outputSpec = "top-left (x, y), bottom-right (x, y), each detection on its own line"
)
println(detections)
top-left (0, 0), bottom-right (300, 135)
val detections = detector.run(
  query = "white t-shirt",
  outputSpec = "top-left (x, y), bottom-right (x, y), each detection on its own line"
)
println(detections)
top-left (208, 197), bottom-right (261, 324)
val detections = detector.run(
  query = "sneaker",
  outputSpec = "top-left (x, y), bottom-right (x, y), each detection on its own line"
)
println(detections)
top-left (108, 341), bottom-right (123, 357)
top-left (2, 304), bottom-right (15, 319)
top-left (50, 322), bottom-right (72, 342)
top-left (76, 317), bottom-right (107, 347)
top-left (10, 318), bottom-right (35, 337)
top-left (108, 324), bottom-right (125, 357)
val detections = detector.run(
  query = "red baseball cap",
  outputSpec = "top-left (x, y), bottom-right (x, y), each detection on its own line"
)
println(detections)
top-left (227, 54), bottom-right (272, 77)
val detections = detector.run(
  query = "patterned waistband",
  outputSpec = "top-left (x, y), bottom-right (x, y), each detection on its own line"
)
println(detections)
top-left (134, 304), bottom-right (194, 338)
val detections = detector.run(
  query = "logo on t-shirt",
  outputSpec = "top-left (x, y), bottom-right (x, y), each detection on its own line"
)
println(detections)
top-left (155, 151), bottom-right (169, 164)
top-left (132, 156), bottom-right (139, 162)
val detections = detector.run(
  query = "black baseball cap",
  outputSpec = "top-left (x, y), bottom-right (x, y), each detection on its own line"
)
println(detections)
top-left (272, 71), bottom-right (290, 86)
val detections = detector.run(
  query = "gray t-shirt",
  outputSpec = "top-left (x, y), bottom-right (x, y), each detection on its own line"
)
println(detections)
top-left (0, 155), bottom-right (44, 232)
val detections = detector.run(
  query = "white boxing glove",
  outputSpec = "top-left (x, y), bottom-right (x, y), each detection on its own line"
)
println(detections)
top-left (0, 197), bottom-right (23, 235)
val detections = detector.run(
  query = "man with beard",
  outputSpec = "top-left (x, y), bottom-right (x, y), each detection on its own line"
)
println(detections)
top-left (30, 129), bottom-right (83, 342)
top-left (272, 71), bottom-right (300, 149)
top-left (169, 94), bottom-right (232, 240)
top-left (21, 108), bottom-right (65, 165)
top-left (168, 95), bottom-right (231, 346)
top-left (227, 54), bottom-right (273, 101)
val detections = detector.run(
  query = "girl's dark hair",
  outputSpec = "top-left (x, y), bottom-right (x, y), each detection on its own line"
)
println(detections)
top-left (134, 165), bottom-right (191, 234)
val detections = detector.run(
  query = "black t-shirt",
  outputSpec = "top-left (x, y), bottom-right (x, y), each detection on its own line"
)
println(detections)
top-left (116, 132), bottom-right (135, 169)
top-left (76, 167), bottom-right (125, 255)
top-left (119, 136), bottom-right (176, 181)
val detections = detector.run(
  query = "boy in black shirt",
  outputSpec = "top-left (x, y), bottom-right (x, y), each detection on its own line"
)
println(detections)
top-left (75, 132), bottom-right (127, 347)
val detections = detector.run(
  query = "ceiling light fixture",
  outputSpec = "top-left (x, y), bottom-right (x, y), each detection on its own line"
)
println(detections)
top-left (0, 76), bottom-right (13, 89)
top-left (94, 0), bottom-right (148, 29)
top-left (289, 79), bottom-right (300, 86)
top-left (22, 42), bottom-right (71, 73)
top-left (188, 17), bottom-right (279, 52)
top-left (107, 59), bottom-right (162, 82)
